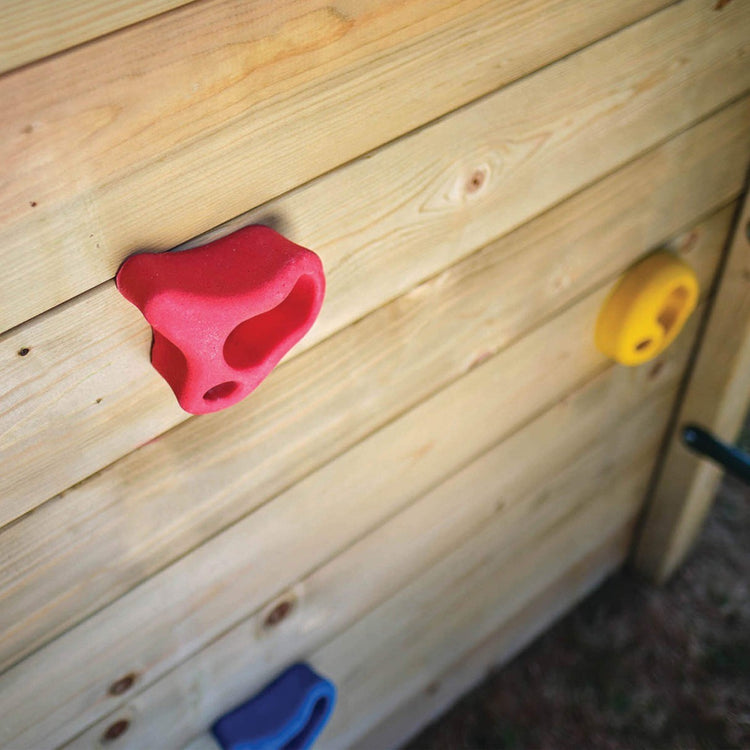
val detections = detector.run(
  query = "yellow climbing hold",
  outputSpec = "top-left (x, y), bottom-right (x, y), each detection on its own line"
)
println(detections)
top-left (595, 250), bottom-right (699, 366)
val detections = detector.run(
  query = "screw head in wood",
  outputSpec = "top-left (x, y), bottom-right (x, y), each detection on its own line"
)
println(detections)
top-left (108, 673), bottom-right (136, 696)
top-left (101, 719), bottom-right (129, 743)
top-left (264, 598), bottom-right (295, 628)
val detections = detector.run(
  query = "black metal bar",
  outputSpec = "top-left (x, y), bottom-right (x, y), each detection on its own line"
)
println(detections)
top-left (681, 424), bottom-right (750, 485)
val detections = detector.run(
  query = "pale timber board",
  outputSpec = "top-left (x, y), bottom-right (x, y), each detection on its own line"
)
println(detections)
top-left (0, 0), bottom-right (193, 74)
top-left (314, 498), bottom-right (641, 750)
top-left (0, 201), bottom-right (729, 681)
top-left (182, 528), bottom-right (627, 750)
top-left (355, 529), bottom-right (628, 750)
top-left (4, 340), bottom-right (683, 748)
top-left (0, 83), bottom-right (747, 534)
top-left (71, 454), bottom-right (648, 750)
top-left (16, 366), bottom-right (669, 749)
top-left (0, 264), bottom-right (713, 750)
top-left (635, 191), bottom-right (750, 582)
top-left (0, 0), bottom-right (674, 332)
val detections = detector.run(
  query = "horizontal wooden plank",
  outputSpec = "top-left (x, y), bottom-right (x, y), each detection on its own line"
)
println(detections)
top-left (635, 191), bottom-right (750, 581)
top-left (71, 443), bottom-right (650, 750)
top-left (0, 277), bottom-right (708, 749)
top-left (0, 192), bottom-right (730, 685)
top-left (355, 528), bottom-right (628, 750)
top-left (0, 0), bottom-right (192, 74)
top-left (182, 526), bottom-right (628, 750)
top-left (0, 0), bottom-right (673, 332)
top-left (66, 361), bottom-right (669, 749)
top-left (1, 81), bottom-right (747, 536)
top-left (317, 521), bottom-right (635, 750)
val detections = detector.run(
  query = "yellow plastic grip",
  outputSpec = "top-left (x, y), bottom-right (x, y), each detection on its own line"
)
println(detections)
top-left (595, 251), bottom-right (699, 366)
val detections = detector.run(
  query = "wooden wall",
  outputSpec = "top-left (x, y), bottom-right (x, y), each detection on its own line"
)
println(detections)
top-left (1, 1), bottom-right (748, 748)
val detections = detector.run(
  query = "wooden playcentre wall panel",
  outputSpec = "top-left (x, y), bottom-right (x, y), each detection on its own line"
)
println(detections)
top-left (1, 1), bottom-right (748, 748)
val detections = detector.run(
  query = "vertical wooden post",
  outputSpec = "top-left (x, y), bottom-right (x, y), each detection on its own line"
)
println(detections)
top-left (635, 187), bottom-right (750, 582)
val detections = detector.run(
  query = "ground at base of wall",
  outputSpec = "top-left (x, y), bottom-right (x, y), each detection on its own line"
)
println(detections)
top-left (405, 474), bottom-right (750, 750)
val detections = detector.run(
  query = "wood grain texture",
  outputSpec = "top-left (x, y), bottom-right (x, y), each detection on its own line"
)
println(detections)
top-left (183, 525), bottom-right (627, 750)
top-left (0, 258), bottom-right (716, 750)
top-left (0, 0), bottom-right (192, 74)
top-left (354, 528), bottom-right (628, 750)
top-left (1, 78), bottom-right (748, 533)
top-left (317, 523), bottom-right (635, 750)
top-left (72, 455), bottom-right (647, 750)
top-left (0, 191), bottom-right (731, 688)
top-left (0, 0), bottom-right (674, 333)
top-left (181, 527), bottom-right (627, 750)
top-left (635, 191), bottom-right (750, 582)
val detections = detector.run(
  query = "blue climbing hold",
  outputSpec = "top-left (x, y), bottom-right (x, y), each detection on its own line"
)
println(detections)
top-left (211, 663), bottom-right (336, 750)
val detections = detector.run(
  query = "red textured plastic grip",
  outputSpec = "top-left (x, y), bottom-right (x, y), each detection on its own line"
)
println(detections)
top-left (116, 226), bottom-right (325, 415)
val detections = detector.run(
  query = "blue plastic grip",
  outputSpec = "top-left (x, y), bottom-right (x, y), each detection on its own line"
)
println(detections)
top-left (211, 664), bottom-right (336, 750)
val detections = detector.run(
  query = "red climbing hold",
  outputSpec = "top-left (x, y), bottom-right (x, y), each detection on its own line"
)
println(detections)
top-left (116, 225), bottom-right (325, 415)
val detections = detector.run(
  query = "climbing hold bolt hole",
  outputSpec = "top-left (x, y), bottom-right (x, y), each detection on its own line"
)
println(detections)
top-left (101, 719), bottom-right (130, 743)
top-left (657, 285), bottom-right (690, 336)
top-left (203, 381), bottom-right (239, 402)
top-left (108, 673), bottom-right (137, 696)
top-left (635, 339), bottom-right (653, 352)
top-left (17, 347), bottom-right (30, 357)
top-left (745, 220), bottom-right (750, 243)
top-left (29, 201), bottom-right (37, 208)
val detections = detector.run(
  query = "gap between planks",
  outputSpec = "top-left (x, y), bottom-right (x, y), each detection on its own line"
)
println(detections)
top-left (0, 0), bottom-right (676, 332)
top-left (0, 180), bottom-right (738, 709)
top-left (74, 455), bottom-right (651, 750)
top-left (65, 350), bottom-right (671, 748)
top-left (353, 526), bottom-right (629, 750)
top-left (0, 197), bottom-right (734, 684)
top-left (0, 0), bottom-right (195, 74)
top-left (312, 473), bottom-right (647, 749)
top-left (0, 242), bottom-right (724, 748)
top-left (1, 84), bottom-right (748, 526)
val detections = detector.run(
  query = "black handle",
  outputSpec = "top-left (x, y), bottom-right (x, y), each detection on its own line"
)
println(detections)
top-left (682, 424), bottom-right (750, 485)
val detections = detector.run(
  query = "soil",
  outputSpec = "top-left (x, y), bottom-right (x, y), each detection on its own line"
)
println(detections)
top-left (404, 466), bottom-right (750, 749)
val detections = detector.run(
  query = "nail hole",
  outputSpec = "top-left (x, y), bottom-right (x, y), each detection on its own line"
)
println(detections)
top-left (635, 339), bottom-right (653, 352)
top-left (108, 673), bottom-right (136, 696)
top-left (657, 285), bottom-right (690, 336)
top-left (29, 201), bottom-right (37, 208)
top-left (223, 275), bottom-right (317, 370)
top-left (264, 598), bottom-right (295, 628)
top-left (17, 347), bottom-right (30, 356)
top-left (101, 719), bottom-right (129, 743)
top-left (203, 381), bottom-right (239, 401)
